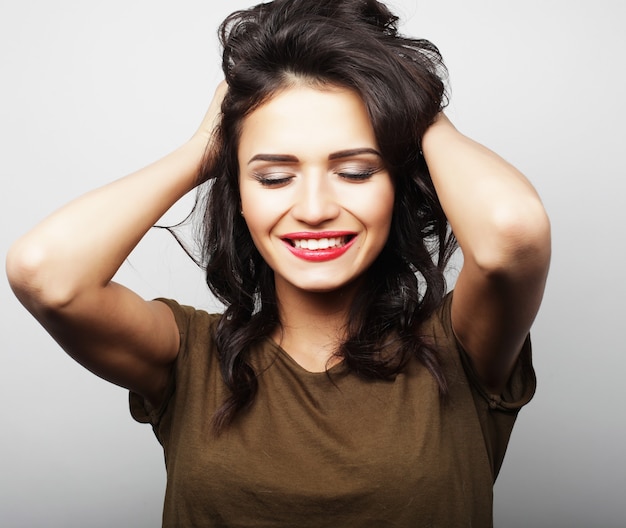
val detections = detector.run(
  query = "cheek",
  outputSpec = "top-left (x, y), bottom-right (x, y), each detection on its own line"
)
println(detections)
top-left (239, 190), bottom-right (284, 261)
top-left (241, 210), bottom-right (273, 263)
top-left (380, 189), bottom-right (395, 226)
top-left (238, 187), bottom-right (263, 244)
top-left (241, 206), bottom-right (268, 242)
top-left (369, 187), bottom-right (395, 252)
top-left (239, 181), bottom-right (264, 227)
top-left (357, 184), bottom-right (395, 231)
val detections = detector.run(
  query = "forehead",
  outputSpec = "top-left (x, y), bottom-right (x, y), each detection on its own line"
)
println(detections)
top-left (238, 85), bottom-right (379, 161)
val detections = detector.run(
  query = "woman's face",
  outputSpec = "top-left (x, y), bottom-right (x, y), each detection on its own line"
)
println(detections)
top-left (238, 84), bottom-right (394, 297)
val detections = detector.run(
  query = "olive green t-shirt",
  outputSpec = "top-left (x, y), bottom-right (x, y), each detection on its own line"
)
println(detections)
top-left (130, 293), bottom-right (535, 527)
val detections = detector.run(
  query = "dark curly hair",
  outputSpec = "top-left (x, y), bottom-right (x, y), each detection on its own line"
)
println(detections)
top-left (195, 0), bottom-right (457, 432)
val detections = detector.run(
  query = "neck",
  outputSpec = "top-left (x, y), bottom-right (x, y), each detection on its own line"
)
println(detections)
top-left (272, 279), bottom-right (361, 372)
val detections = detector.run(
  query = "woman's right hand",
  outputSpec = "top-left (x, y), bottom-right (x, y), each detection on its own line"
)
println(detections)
top-left (193, 80), bottom-right (228, 145)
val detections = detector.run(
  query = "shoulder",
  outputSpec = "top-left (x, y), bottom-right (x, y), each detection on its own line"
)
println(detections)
top-left (419, 290), bottom-right (536, 410)
top-left (154, 298), bottom-right (222, 353)
top-left (130, 299), bottom-right (223, 426)
top-left (418, 292), bottom-right (458, 359)
top-left (419, 291), bottom-right (537, 478)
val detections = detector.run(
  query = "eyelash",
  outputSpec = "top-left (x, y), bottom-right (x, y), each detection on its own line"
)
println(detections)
top-left (252, 173), bottom-right (293, 187)
top-left (336, 167), bottom-right (379, 181)
top-left (252, 167), bottom-right (380, 187)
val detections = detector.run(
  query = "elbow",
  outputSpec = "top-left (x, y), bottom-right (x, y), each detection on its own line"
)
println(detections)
top-left (6, 239), bottom-right (77, 312)
top-left (472, 199), bottom-right (551, 278)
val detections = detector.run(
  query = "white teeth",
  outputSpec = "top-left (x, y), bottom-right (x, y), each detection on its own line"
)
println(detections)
top-left (293, 237), bottom-right (345, 250)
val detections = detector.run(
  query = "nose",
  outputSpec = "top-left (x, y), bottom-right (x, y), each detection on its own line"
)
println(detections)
top-left (291, 173), bottom-right (340, 226)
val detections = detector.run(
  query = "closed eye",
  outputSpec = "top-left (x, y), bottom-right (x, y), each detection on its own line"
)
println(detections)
top-left (336, 167), bottom-right (381, 182)
top-left (252, 172), bottom-right (294, 187)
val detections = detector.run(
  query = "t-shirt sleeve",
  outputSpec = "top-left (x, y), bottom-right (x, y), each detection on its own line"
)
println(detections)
top-left (461, 332), bottom-right (535, 479)
top-left (128, 298), bottom-right (194, 432)
top-left (438, 291), bottom-right (537, 479)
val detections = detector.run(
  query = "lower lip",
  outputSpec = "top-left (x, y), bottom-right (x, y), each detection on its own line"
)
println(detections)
top-left (284, 237), bottom-right (357, 262)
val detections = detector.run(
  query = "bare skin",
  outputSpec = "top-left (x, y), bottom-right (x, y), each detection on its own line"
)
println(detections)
top-left (6, 81), bottom-right (550, 410)
top-left (237, 85), bottom-right (395, 372)
top-left (272, 286), bottom-right (356, 372)
top-left (423, 114), bottom-right (551, 392)
top-left (6, 81), bottom-right (228, 406)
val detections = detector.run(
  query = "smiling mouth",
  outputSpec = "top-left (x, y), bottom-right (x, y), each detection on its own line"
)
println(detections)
top-left (285, 235), bottom-right (355, 250)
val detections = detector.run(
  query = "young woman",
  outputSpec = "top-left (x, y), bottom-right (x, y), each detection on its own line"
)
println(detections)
top-left (6, 0), bottom-right (550, 526)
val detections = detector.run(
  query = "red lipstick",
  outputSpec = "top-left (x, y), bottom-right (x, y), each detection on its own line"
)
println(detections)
top-left (281, 231), bottom-right (357, 262)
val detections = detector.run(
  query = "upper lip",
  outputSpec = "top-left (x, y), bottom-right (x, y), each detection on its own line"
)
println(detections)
top-left (281, 231), bottom-right (356, 240)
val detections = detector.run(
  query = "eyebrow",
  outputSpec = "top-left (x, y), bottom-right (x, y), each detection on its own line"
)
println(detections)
top-left (247, 148), bottom-right (382, 165)
top-left (328, 148), bottom-right (382, 160)
top-left (247, 154), bottom-right (299, 165)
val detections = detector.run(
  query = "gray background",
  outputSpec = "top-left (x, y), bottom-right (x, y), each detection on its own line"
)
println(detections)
top-left (1, 1), bottom-right (624, 526)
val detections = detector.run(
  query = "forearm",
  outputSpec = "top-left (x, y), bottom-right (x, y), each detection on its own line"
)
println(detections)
top-left (421, 114), bottom-right (549, 271)
top-left (7, 135), bottom-right (207, 310)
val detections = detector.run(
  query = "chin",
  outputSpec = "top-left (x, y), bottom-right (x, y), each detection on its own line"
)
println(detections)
top-left (293, 275), bottom-right (363, 295)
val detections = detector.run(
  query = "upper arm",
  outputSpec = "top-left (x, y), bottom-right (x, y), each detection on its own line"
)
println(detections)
top-left (451, 205), bottom-right (551, 393)
top-left (23, 281), bottom-right (181, 406)
top-left (420, 114), bottom-right (551, 392)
